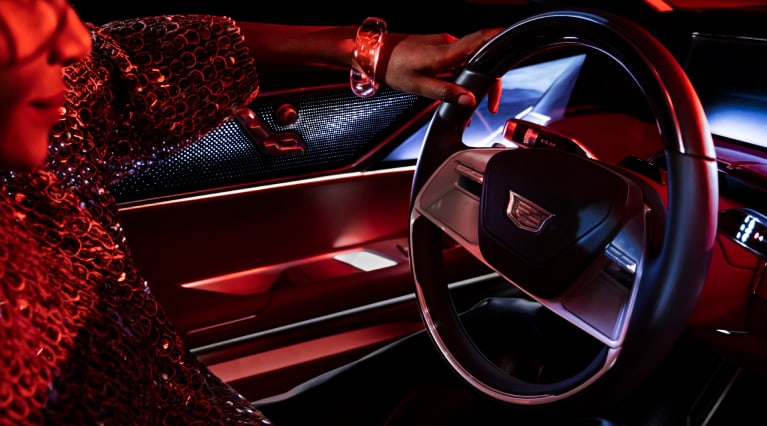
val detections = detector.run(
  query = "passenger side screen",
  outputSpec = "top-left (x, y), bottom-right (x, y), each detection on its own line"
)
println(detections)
top-left (685, 33), bottom-right (767, 149)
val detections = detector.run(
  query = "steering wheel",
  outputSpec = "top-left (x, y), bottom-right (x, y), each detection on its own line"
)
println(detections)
top-left (409, 9), bottom-right (718, 416)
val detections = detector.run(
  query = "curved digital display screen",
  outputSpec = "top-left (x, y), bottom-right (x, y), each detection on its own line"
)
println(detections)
top-left (685, 33), bottom-right (767, 149)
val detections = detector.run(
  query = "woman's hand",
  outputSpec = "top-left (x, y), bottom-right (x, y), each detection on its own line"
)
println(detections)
top-left (377, 28), bottom-right (503, 114)
top-left (239, 22), bottom-right (503, 114)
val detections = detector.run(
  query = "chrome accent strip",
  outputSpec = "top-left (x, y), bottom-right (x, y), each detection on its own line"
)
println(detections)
top-left (605, 243), bottom-right (637, 274)
top-left (118, 166), bottom-right (416, 212)
top-left (189, 272), bottom-right (499, 355)
top-left (455, 163), bottom-right (484, 184)
top-left (187, 315), bottom-right (258, 335)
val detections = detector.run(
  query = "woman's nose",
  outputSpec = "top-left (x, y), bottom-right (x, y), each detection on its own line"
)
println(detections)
top-left (50, 6), bottom-right (92, 66)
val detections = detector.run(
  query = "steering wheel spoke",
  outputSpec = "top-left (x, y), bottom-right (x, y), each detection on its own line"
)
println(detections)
top-left (414, 147), bottom-right (650, 347)
top-left (413, 148), bottom-right (497, 254)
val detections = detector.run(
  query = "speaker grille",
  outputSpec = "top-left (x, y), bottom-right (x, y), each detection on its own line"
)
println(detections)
top-left (111, 86), bottom-right (429, 202)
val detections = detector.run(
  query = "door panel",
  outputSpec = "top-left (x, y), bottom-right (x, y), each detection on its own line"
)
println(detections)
top-left (119, 168), bottom-right (416, 345)
top-left (113, 65), bottom-right (497, 400)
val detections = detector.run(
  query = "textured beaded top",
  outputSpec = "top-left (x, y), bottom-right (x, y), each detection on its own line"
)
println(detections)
top-left (0, 14), bottom-right (272, 424)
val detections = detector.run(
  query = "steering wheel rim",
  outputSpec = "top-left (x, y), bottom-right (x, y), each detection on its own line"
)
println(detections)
top-left (409, 9), bottom-right (718, 413)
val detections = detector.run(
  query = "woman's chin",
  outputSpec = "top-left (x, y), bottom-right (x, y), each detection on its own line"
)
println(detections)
top-left (0, 137), bottom-right (49, 171)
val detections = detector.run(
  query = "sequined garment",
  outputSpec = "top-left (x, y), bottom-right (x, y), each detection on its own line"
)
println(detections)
top-left (0, 14), bottom-right (272, 425)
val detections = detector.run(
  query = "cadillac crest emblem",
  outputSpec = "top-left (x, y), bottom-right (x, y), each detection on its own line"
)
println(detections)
top-left (506, 191), bottom-right (554, 232)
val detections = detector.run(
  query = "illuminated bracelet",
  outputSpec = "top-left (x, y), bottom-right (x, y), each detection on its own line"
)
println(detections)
top-left (350, 17), bottom-right (387, 98)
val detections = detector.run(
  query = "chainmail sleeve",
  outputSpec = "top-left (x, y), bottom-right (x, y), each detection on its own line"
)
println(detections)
top-left (0, 14), bottom-right (271, 425)
top-left (67, 14), bottom-right (260, 187)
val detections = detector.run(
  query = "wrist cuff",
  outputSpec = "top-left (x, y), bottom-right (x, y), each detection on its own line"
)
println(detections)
top-left (350, 17), bottom-right (387, 98)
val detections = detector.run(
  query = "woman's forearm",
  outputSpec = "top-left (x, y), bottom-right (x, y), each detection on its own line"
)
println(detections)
top-left (238, 22), bottom-right (356, 69)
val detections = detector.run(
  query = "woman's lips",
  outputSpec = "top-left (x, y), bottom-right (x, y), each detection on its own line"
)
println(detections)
top-left (28, 92), bottom-right (67, 126)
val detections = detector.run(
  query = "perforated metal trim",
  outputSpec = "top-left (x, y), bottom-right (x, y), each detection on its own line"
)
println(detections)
top-left (111, 87), bottom-right (429, 202)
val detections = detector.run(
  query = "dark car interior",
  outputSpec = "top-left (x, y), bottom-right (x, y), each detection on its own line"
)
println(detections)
top-left (68, 0), bottom-right (767, 424)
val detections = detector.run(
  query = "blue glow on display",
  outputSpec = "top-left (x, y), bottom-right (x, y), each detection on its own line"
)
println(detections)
top-left (383, 55), bottom-right (586, 162)
top-left (707, 101), bottom-right (767, 149)
top-left (685, 34), bottom-right (767, 149)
